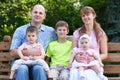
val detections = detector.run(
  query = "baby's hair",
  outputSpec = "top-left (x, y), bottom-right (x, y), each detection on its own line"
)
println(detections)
top-left (55, 20), bottom-right (69, 30)
top-left (80, 34), bottom-right (90, 41)
top-left (26, 26), bottom-right (38, 35)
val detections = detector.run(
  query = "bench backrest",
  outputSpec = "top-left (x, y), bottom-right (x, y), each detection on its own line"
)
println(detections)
top-left (0, 36), bottom-right (120, 79)
top-left (0, 42), bottom-right (12, 75)
top-left (103, 43), bottom-right (120, 76)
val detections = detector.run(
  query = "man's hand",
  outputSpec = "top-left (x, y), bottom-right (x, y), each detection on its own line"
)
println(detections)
top-left (22, 49), bottom-right (30, 56)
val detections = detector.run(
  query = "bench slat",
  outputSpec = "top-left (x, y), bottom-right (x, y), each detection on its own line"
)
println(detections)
top-left (0, 75), bottom-right (9, 79)
top-left (104, 65), bottom-right (120, 74)
top-left (0, 53), bottom-right (12, 61)
top-left (103, 53), bottom-right (120, 62)
top-left (108, 77), bottom-right (120, 80)
top-left (0, 63), bottom-right (11, 73)
top-left (0, 42), bottom-right (11, 50)
top-left (108, 43), bottom-right (120, 51)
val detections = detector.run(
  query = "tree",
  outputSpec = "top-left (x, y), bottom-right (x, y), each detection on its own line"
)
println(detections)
top-left (0, 0), bottom-right (42, 41)
top-left (0, 0), bottom-right (106, 41)
top-left (105, 0), bottom-right (120, 42)
top-left (43, 0), bottom-right (81, 35)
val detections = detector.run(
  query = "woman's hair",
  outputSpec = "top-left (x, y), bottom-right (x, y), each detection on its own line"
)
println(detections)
top-left (26, 26), bottom-right (38, 35)
top-left (79, 6), bottom-right (106, 42)
top-left (55, 20), bottom-right (69, 30)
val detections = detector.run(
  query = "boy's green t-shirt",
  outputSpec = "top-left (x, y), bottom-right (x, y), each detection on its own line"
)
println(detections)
top-left (46, 40), bottom-right (72, 67)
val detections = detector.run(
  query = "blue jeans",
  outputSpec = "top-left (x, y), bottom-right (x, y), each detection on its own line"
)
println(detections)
top-left (14, 65), bottom-right (47, 80)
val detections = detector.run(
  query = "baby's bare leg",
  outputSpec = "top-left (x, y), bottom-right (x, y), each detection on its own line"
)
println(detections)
top-left (89, 60), bottom-right (101, 73)
top-left (78, 66), bottom-right (85, 71)
top-left (9, 70), bottom-right (15, 79)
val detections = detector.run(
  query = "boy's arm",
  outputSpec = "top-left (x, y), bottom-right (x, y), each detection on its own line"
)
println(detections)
top-left (69, 54), bottom-right (74, 64)
top-left (68, 53), bottom-right (75, 69)
top-left (45, 56), bottom-right (51, 66)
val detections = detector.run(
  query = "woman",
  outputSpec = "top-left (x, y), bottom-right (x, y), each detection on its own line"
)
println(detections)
top-left (72, 6), bottom-right (108, 80)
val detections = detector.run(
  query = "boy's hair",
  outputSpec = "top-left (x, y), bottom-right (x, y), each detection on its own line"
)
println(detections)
top-left (80, 34), bottom-right (90, 41)
top-left (26, 26), bottom-right (38, 35)
top-left (55, 20), bottom-right (69, 30)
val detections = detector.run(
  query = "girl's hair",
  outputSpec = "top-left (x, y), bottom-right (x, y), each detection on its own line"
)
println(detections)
top-left (79, 6), bottom-right (106, 42)
top-left (80, 34), bottom-right (90, 41)
top-left (26, 26), bottom-right (38, 35)
top-left (55, 20), bottom-right (69, 30)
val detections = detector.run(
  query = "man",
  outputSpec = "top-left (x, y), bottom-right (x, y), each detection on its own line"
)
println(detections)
top-left (10, 4), bottom-right (56, 80)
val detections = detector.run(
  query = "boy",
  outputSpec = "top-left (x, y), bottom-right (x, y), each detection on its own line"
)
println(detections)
top-left (46, 21), bottom-right (72, 80)
top-left (9, 26), bottom-right (52, 80)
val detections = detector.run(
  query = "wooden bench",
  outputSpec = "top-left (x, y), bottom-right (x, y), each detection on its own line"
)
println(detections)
top-left (0, 36), bottom-right (12, 80)
top-left (0, 36), bottom-right (120, 80)
top-left (103, 43), bottom-right (120, 80)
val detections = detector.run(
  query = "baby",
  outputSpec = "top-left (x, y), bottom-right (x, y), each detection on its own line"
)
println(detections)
top-left (69, 34), bottom-right (108, 80)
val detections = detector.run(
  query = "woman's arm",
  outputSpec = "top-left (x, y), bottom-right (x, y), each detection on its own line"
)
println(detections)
top-left (100, 35), bottom-right (108, 60)
top-left (72, 36), bottom-right (77, 48)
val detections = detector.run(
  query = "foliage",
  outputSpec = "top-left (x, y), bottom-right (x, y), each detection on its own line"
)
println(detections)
top-left (0, 0), bottom-right (30, 41)
top-left (80, 0), bottom-right (107, 31)
top-left (0, 0), bottom-right (107, 41)
top-left (43, 0), bottom-right (81, 35)
top-left (105, 0), bottom-right (120, 42)
top-left (0, 0), bottom-right (81, 41)
top-left (0, 0), bottom-right (46, 41)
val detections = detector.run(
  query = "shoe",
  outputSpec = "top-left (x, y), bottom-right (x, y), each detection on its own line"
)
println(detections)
top-left (48, 78), bottom-right (53, 80)
top-left (8, 79), bottom-right (14, 80)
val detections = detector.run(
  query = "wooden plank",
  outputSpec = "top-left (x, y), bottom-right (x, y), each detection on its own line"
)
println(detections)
top-left (104, 65), bottom-right (120, 74)
top-left (0, 53), bottom-right (12, 61)
top-left (103, 53), bottom-right (120, 62)
top-left (0, 75), bottom-right (9, 79)
top-left (0, 63), bottom-right (11, 72)
top-left (108, 43), bottom-right (120, 51)
top-left (108, 77), bottom-right (120, 80)
top-left (0, 42), bottom-right (11, 51)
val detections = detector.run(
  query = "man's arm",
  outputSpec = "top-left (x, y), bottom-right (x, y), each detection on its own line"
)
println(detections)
top-left (10, 49), bottom-right (20, 58)
top-left (10, 49), bottom-right (30, 58)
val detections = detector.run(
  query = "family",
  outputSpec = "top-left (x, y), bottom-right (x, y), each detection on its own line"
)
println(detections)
top-left (9, 4), bottom-right (108, 80)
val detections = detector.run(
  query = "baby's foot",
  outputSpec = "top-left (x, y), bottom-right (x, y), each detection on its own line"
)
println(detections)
top-left (98, 74), bottom-right (108, 80)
